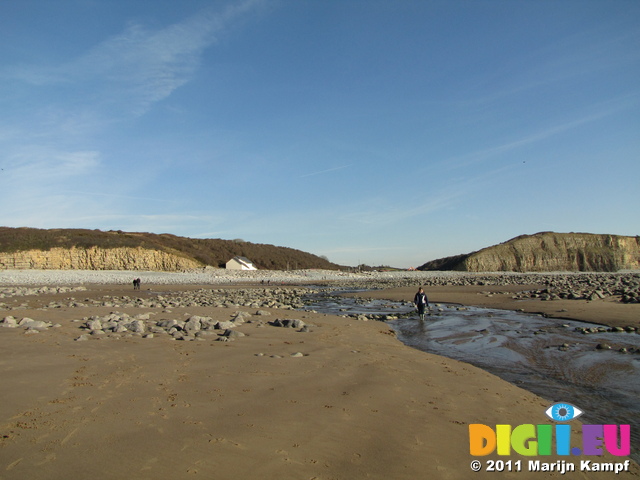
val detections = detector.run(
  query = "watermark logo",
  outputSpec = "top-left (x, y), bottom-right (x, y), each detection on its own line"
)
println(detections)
top-left (545, 402), bottom-right (583, 422)
top-left (469, 402), bottom-right (630, 457)
top-left (468, 403), bottom-right (632, 474)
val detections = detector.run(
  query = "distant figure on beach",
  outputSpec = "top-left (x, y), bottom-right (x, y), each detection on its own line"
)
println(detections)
top-left (414, 287), bottom-right (430, 321)
top-left (133, 278), bottom-right (141, 290)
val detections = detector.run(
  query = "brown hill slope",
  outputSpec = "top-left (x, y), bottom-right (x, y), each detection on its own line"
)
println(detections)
top-left (419, 232), bottom-right (640, 272)
top-left (0, 227), bottom-right (341, 271)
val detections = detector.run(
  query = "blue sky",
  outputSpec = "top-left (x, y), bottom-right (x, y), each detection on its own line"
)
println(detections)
top-left (1, 0), bottom-right (638, 268)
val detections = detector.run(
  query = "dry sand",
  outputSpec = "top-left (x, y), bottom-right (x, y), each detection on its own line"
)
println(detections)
top-left (1, 283), bottom-right (638, 479)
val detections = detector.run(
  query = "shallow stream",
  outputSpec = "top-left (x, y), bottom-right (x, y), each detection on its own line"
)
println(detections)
top-left (302, 291), bottom-right (640, 460)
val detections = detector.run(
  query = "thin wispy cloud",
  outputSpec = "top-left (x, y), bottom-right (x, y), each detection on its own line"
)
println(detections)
top-left (80, 213), bottom-right (216, 224)
top-left (300, 164), bottom-right (352, 178)
top-left (336, 164), bottom-right (517, 228)
top-left (4, 0), bottom-right (265, 116)
top-left (0, 1), bottom-right (267, 235)
top-left (7, 149), bottom-right (100, 181)
top-left (338, 191), bottom-right (463, 227)
top-left (64, 191), bottom-right (174, 203)
top-left (443, 93), bottom-right (640, 170)
top-left (455, 25), bottom-right (640, 109)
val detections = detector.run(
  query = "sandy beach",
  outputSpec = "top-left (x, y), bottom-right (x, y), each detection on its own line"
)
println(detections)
top-left (0, 273), bottom-right (638, 479)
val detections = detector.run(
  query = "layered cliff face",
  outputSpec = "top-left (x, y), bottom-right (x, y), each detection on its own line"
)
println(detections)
top-left (421, 232), bottom-right (640, 272)
top-left (0, 247), bottom-right (203, 271)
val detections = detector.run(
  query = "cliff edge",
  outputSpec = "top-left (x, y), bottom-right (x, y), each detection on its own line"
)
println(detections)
top-left (0, 246), bottom-right (202, 271)
top-left (419, 232), bottom-right (640, 272)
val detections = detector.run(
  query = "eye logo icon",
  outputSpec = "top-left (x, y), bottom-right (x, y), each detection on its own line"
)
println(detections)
top-left (545, 403), bottom-right (584, 422)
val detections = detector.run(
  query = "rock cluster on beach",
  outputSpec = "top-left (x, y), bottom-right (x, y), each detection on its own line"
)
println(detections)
top-left (325, 272), bottom-right (640, 304)
top-left (0, 316), bottom-right (59, 332)
top-left (82, 287), bottom-right (308, 310)
top-left (0, 268), bottom-right (638, 297)
top-left (76, 311), bottom-right (263, 342)
top-left (1, 271), bottom-right (639, 314)
top-left (73, 307), bottom-right (308, 342)
top-left (0, 286), bottom-right (87, 299)
top-left (1, 285), bottom-right (314, 342)
top-left (508, 273), bottom-right (640, 303)
top-left (0, 271), bottom-right (638, 344)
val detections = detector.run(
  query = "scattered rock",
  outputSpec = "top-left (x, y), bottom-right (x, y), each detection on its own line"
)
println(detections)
top-left (269, 318), bottom-right (306, 329)
top-left (184, 317), bottom-right (202, 333)
top-left (1, 316), bottom-right (18, 328)
top-left (216, 321), bottom-right (235, 330)
top-left (86, 319), bottom-right (103, 331)
top-left (223, 329), bottom-right (245, 339)
top-left (157, 319), bottom-right (178, 329)
top-left (17, 318), bottom-right (51, 329)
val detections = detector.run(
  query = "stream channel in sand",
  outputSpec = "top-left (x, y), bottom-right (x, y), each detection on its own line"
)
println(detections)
top-left (300, 290), bottom-right (640, 461)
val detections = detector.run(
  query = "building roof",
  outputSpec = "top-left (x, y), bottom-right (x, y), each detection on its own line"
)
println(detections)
top-left (226, 256), bottom-right (257, 269)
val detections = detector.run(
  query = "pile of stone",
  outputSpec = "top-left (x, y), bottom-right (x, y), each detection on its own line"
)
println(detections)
top-left (57, 287), bottom-right (311, 312)
top-left (269, 318), bottom-right (307, 331)
top-left (71, 307), bottom-right (311, 342)
top-left (0, 315), bottom-right (58, 332)
top-left (157, 288), bottom-right (310, 309)
top-left (1, 270), bottom-right (638, 303)
top-left (594, 343), bottom-right (638, 353)
top-left (310, 273), bottom-right (640, 305)
top-left (575, 325), bottom-right (638, 334)
top-left (75, 311), bottom-right (255, 342)
top-left (0, 286), bottom-right (86, 299)
top-left (509, 274), bottom-right (640, 303)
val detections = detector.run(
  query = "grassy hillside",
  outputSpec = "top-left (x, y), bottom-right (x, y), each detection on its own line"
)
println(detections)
top-left (0, 227), bottom-right (342, 270)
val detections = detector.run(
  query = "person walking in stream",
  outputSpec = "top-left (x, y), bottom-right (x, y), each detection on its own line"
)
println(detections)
top-left (414, 287), bottom-right (430, 322)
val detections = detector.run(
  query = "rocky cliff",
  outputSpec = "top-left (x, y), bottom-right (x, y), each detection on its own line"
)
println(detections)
top-left (0, 246), bottom-right (203, 271)
top-left (419, 232), bottom-right (640, 272)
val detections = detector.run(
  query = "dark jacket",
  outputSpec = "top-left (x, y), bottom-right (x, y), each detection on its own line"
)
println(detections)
top-left (414, 291), bottom-right (429, 307)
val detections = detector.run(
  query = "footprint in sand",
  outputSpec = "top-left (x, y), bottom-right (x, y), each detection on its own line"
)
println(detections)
top-left (6, 458), bottom-right (23, 471)
top-left (207, 436), bottom-right (245, 449)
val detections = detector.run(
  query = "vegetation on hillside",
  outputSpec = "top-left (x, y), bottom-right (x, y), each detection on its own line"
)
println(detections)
top-left (0, 227), bottom-right (342, 270)
top-left (417, 253), bottom-right (472, 271)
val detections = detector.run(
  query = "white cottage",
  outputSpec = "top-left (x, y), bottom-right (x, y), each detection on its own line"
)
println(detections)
top-left (225, 256), bottom-right (257, 270)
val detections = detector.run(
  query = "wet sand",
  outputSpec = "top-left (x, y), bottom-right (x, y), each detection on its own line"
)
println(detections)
top-left (0, 283), bottom-right (638, 479)
top-left (353, 284), bottom-right (640, 329)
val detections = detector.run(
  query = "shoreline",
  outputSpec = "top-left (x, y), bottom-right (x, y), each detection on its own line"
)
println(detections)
top-left (348, 284), bottom-right (640, 330)
top-left (0, 270), bottom-right (638, 479)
